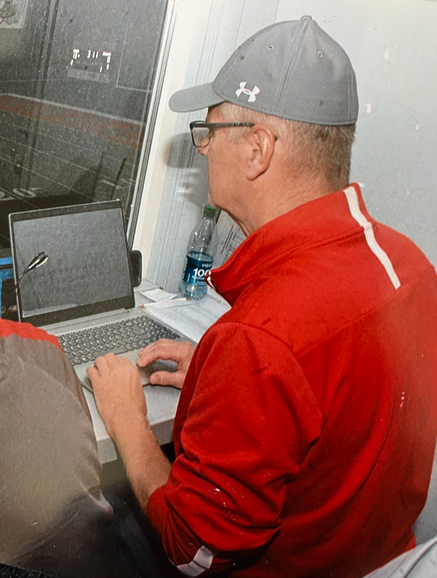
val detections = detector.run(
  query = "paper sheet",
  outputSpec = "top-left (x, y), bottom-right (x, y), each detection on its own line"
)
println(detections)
top-left (139, 287), bottom-right (178, 302)
top-left (144, 290), bottom-right (230, 343)
top-left (215, 211), bottom-right (245, 267)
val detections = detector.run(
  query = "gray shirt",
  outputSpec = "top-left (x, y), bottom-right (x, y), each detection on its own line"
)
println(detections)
top-left (0, 325), bottom-right (113, 577)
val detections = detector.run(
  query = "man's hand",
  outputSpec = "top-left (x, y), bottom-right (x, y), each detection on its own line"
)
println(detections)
top-left (137, 339), bottom-right (195, 390)
top-left (86, 353), bottom-right (147, 441)
top-left (87, 353), bottom-right (172, 505)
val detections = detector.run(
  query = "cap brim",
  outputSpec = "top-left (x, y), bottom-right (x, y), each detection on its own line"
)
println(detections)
top-left (169, 82), bottom-right (224, 113)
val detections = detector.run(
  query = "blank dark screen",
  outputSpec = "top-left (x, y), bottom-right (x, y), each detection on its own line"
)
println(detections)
top-left (13, 207), bottom-right (133, 319)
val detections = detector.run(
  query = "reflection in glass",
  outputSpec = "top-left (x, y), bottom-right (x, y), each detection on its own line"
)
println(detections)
top-left (0, 0), bottom-right (169, 249)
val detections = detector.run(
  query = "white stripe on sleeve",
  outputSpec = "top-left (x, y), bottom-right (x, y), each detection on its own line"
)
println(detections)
top-left (176, 544), bottom-right (215, 576)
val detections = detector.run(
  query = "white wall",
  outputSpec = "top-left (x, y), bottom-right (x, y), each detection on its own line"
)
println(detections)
top-left (276, 0), bottom-right (437, 264)
top-left (136, 0), bottom-right (437, 291)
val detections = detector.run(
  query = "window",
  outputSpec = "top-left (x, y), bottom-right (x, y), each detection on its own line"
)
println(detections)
top-left (0, 0), bottom-right (170, 250)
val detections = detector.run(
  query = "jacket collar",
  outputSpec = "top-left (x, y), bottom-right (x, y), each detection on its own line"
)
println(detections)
top-left (208, 183), bottom-right (370, 305)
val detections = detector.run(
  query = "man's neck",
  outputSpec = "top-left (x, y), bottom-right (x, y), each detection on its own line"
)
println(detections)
top-left (238, 175), bottom-right (341, 235)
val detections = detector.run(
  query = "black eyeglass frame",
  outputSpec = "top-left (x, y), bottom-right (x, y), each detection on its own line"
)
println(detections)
top-left (189, 120), bottom-right (255, 147)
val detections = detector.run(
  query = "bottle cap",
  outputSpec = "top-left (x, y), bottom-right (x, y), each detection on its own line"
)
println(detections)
top-left (204, 204), bottom-right (217, 216)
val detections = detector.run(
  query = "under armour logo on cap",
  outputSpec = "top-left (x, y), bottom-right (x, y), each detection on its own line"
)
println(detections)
top-left (236, 82), bottom-right (260, 102)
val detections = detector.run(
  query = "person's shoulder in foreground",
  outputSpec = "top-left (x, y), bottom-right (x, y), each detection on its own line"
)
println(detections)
top-left (0, 318), bottom-right (113, 578)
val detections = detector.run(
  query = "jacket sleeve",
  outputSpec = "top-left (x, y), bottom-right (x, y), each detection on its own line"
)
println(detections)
top-left (0, 320), bottom-right (113, 576)
top-left (147, 321), bottom-right (322, 574)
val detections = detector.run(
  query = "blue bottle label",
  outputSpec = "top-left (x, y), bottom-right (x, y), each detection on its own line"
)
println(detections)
top-left (182, 253), bottom-right (213, 286)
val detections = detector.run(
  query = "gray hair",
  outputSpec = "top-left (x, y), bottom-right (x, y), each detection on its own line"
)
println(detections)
top-left (219, 102), bottom-right (356, 191)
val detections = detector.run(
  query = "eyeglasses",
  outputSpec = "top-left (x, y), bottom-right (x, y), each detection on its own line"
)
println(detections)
top-left (189, 120), bottom-right (255, 147)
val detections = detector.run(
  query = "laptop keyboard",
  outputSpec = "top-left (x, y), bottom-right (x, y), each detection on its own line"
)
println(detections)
top-left (58, 315), bottom-right (180, 366)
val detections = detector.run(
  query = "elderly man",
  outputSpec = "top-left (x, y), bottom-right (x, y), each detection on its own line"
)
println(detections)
top-left (88, 17), bottom-right (437, 578)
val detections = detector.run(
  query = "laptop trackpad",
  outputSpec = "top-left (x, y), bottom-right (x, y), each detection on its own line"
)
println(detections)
top-left (135, 357), bottom-right (178, 386)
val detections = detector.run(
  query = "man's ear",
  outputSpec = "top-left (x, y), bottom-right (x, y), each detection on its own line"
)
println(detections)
top-left (246, 125), bottom-right (276, 181)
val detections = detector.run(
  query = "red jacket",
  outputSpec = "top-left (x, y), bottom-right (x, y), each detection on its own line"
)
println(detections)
top-left (147, 184), bottom-right (437, 577)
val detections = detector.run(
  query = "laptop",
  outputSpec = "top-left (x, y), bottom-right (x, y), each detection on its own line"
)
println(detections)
top-left (9, 200), bottom-right (183, 391)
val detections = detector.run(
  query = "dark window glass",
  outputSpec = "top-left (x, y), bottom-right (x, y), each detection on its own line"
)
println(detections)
top-left (0, 0), bottom-right (169, 249)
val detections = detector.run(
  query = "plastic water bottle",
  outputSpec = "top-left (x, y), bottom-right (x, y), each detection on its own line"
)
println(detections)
top-left (180, 204), bottom-right (218, 299)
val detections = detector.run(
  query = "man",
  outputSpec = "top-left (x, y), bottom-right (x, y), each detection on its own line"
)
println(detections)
top-left (87, 16), bottom-right (437, 577)
top-left (0, 317), bottom-right (113, 577)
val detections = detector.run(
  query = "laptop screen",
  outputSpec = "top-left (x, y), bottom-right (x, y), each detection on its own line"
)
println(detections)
top-left (9, 201), bottom-right (135, 327)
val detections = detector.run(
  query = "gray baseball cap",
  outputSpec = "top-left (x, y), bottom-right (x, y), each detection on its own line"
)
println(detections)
top-left (169, 16), bottom-right (358, 125)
